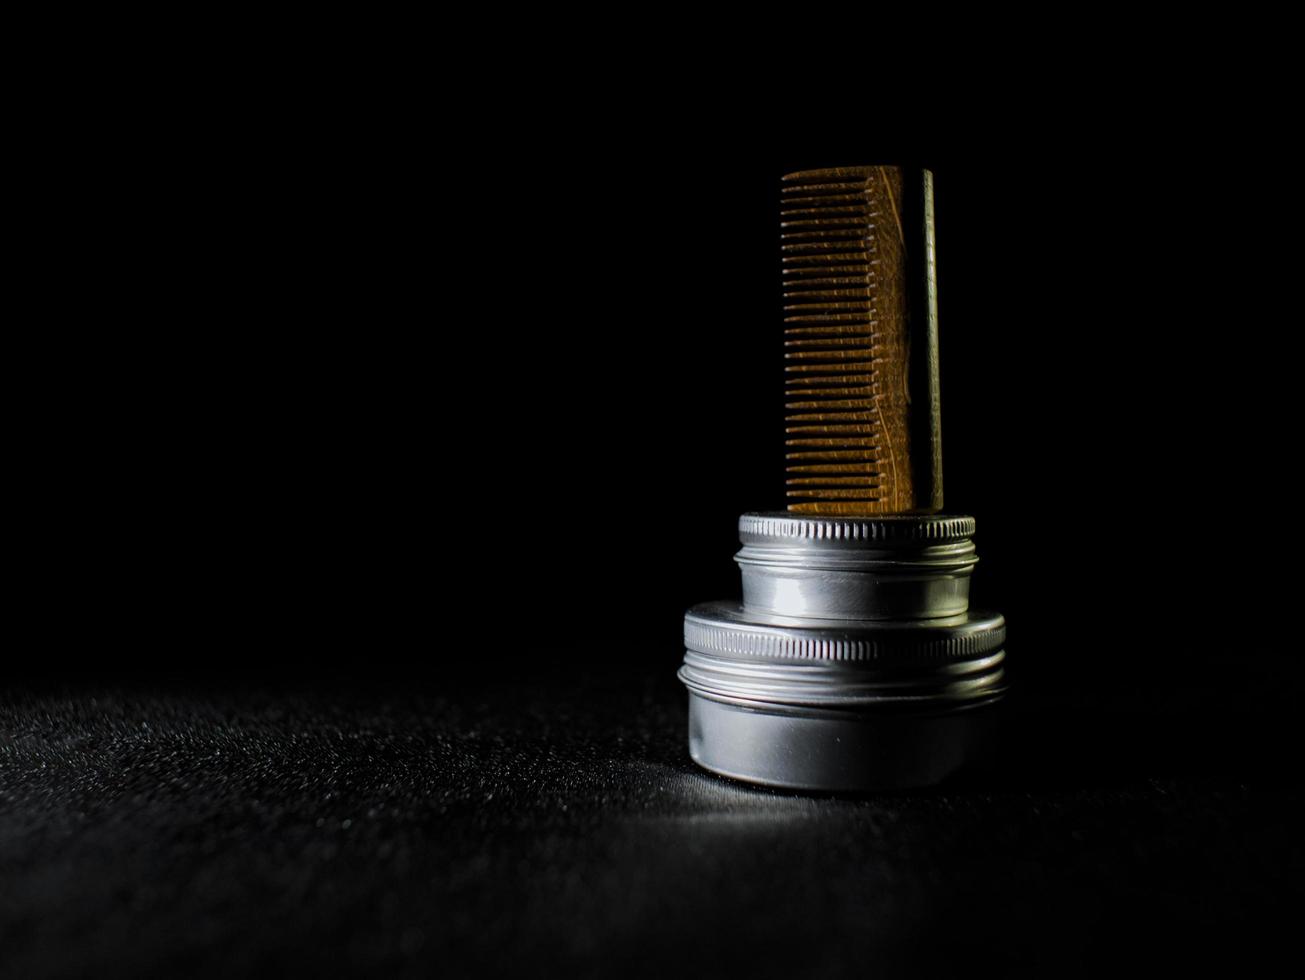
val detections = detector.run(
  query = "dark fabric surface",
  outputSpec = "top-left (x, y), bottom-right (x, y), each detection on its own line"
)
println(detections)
top-left (1, 667), bottom-right (1300, 978)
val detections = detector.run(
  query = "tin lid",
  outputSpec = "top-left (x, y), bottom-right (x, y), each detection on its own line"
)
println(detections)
top-left (739, 512), bottom-right (975, 548)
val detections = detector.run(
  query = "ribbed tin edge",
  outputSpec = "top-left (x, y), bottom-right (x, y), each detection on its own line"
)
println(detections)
top-left (684, 602), bottom-right (1005, 663)
top-left (740, 512), bottom-right (975, 546)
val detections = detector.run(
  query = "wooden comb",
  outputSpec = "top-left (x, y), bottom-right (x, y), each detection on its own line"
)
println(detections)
top-left (783, 166), bottom-right (943, 515)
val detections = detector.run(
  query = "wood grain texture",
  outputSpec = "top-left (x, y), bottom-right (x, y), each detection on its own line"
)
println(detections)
top-left (782, 166), bottom-right (941, 515)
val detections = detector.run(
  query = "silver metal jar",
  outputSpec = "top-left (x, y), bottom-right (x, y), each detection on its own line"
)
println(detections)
top-left (679, 512), bottom-right (1006, 791)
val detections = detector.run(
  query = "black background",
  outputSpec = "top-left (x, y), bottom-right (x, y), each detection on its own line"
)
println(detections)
top-left (35, 107), bottom-right (1294, 691)
top-left (8, 87), bottom-right (1301, 977)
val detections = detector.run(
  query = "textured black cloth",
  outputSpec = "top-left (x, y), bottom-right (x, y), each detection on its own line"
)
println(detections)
top-left (1, 666), bottom-right (1300, 979)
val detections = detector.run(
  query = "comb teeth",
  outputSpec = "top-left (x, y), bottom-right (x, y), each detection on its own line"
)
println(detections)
top-left (780, 166), bottom-right (943, 516)
top-left (781, 168), bottom-right (899, 514)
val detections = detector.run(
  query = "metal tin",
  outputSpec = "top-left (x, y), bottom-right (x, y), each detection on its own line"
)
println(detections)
top-left (686, 695), bottom-right (999, 792)
top-left (737, 513), bottom-right (976, 620)
top-left (679, 513), bottom-right (1006, 792)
